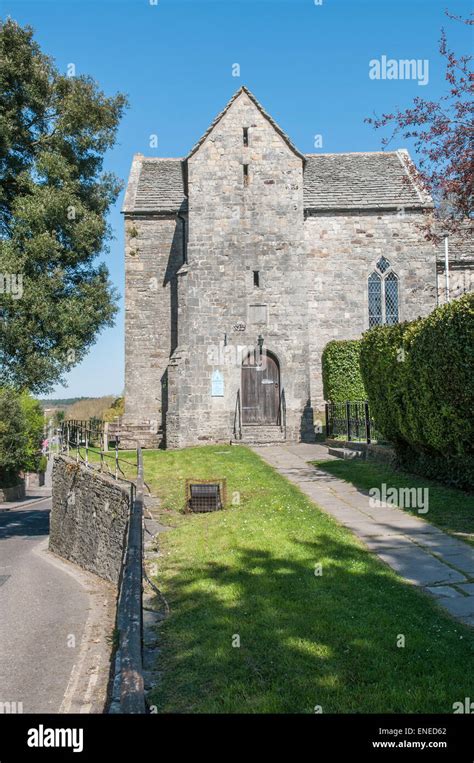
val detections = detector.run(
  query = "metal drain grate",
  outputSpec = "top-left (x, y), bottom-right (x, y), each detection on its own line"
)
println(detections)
top-left (185, 479), bottom-right (226, 513)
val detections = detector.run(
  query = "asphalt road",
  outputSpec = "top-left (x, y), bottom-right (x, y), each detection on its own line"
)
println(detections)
top-left (0, 498), bottom-right (90, 713)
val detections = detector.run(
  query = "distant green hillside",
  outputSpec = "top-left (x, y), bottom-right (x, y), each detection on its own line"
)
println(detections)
top-left (39, 395), bottom-right (120, 421)
top-left (66, 396), bottom-right (116, 420)
top-left (38, 397), bottom-right (91, 408)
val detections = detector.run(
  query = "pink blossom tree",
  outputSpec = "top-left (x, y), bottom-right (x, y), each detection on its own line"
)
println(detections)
top-left (366, 11), bottom-right (473, 243)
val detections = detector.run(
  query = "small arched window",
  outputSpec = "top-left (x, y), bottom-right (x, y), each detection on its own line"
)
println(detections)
top-left (368, 258), bottom-right (399, 327)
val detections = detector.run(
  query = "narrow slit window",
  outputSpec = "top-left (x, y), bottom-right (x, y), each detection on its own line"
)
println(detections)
top-left (253, 270), bottom-right (260, 287)
top-left (243, 163), bottom-right (249, 184)
top-left (243, 127), bottom-right (249, 146)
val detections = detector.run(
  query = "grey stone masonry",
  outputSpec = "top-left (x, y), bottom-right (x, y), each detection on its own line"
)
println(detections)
top-left (306, 209), bottom-right (437, 409)
top-left (436, 225), bottom-right (474, 305)
top-left (167, 89), bottom-right (313, 448)
top-left (122, 212), bottom-right (185, 446)
top-left (120, 87), bottom-right (468, 448)
top-left (50, 455), bottom-right (131, 585)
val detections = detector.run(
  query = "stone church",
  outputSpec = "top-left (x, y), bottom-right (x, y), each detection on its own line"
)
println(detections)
top-left (121, 86), bottom-right (439, 449)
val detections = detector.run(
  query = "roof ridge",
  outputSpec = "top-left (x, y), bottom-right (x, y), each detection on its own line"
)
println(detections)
top-left (305, 151), bottom-right (401, 157)
top-left (140, 156), bottom-right (184, 162)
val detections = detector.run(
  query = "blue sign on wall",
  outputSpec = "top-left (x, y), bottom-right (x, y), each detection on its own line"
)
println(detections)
top-left (211, 369), bottom-right (224, 397)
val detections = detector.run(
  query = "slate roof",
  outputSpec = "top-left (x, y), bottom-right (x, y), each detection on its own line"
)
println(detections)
top-left (123, 150), bottom-right (430, 213)
top-left (303, 151), bottom-right (430, 210)
top-left (122, 88), bottom-right (432, 214)
top-left (122, 157), bottom-right (187, 214)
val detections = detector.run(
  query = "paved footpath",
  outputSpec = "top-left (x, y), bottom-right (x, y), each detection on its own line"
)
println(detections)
top-left (252, 443), bottom-right (474, 627)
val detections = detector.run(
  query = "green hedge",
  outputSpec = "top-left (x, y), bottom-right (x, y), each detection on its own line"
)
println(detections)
top-left (360, 294), bottom-right (474, 489)
top-left (322, 340), bottom-right (366, 402)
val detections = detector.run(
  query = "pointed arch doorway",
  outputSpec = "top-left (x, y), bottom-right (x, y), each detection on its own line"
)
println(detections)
top-left (241, 350), bottom-right (280, 424)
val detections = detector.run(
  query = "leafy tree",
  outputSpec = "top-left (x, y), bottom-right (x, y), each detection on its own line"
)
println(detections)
top-left (0, 19), bottom-right (128, 392)
top-left (53, 409), bottom-right (65, 427)
top-left (103, 396), bottom-right (125, 421)
top-left (0, 387), bottom-right (27, 486)
top-left (19, 392), bottom-right (44, 472)
top-left (366, 12), bottom-right (473, 242)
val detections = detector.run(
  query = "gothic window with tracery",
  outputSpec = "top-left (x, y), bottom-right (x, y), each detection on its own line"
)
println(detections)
top-left (368, 259), bottom-right (399, 327)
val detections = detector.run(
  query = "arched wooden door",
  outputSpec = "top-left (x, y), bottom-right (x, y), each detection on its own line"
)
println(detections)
top-left (241, 351), bottom-right (280, 424)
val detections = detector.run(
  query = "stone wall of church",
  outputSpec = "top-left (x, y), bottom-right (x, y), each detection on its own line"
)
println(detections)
top-left (167, 91), bottom-right (314, 448)
top-left (437, 265), bottom-right (474, 304)
top-left (123, 213), bottom-right (185, 446)
top-left (305, 209), bottom-right (438, 411)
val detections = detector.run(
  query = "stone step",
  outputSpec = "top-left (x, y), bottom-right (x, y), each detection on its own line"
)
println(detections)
top-left (327, 446), bottom-right (364, 460)
top-left (236, 425), bottom-right (286, 445)
top-left (113, 422), bottom-right (161, 449)
top-left (110, 423), bottom-right (160, 433)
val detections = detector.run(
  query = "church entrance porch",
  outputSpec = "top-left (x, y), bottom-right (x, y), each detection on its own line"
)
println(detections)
top-left (241, 350), bottom-right (280, 425)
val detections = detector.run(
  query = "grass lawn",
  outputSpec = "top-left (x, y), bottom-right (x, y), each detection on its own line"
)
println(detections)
top-left (314, 458), bottom-right (474, 547)
top-left (142, 445), bottom-right (474, 714)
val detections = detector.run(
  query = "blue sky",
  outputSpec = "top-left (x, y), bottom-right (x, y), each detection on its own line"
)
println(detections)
top-left (2, 0), bottom-right (472, 398)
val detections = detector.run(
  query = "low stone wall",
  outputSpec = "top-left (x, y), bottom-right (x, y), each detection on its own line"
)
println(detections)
top-left (0, 482), bottom-right (26, 502)
top-left (366, 443), bottom-right (397, 465)
top-left (326, 439), bottom-right (396, 465)
top-left (49, 455), bottom-right (131, 585)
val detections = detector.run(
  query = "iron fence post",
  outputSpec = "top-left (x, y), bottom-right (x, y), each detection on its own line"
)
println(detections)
top-left (365, 400), bottom-right (371, 444)
top-left (325, 402), bottom-right (329, 438)
top-left (346, 400), bottom-right (351, 442)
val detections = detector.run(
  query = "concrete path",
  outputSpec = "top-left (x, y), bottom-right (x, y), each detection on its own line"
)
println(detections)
top-left (0, 497), bottom-right (115, 712)
top-left (252, 443), bottom-right (474, 627)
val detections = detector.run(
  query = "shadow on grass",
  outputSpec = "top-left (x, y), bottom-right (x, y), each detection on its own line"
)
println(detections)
top-left (149, 530), bottom-right (474, 714)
